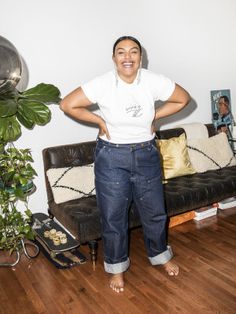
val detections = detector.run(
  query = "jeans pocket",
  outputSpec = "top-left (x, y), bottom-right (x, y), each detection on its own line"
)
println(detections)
top-left (95, 144), bottom-right (106, 163)
top-left (136, 145), bottom-right (160, 168)
top-left (95, 144), bottom-right (113, 173)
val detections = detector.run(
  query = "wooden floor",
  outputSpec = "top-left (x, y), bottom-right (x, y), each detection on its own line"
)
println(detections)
top-left (0, 208), bottom-right (236, 314)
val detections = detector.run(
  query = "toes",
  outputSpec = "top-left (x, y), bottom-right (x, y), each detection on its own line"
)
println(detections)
top-left (167, 268), bottom-right (179, 276)
top-left (109, 280), bottom-right (124, 293)
top-left (163, 261), bottom-right (179, 276)
top-left (110, 283), bottom-right (124, 293)
top-left (109, 273), bottom-right (124, 293)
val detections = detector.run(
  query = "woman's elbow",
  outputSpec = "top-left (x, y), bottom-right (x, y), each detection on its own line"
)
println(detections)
top-left (177, 86), bottom-right (191, 109)
top-left (183, 92), bottom-right (191, 107)
top-left (59, 98), bottom-right (69, 113)
top-left (172, 84), bottom-right (191, 108)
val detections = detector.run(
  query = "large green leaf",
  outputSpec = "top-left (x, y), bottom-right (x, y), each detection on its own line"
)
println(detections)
top-left (0, 99), bottom-right (18, 117)
top-left (18, 100), bottom-right (51, 126)
top-left (22, 83), bottom-right (61, 103)
top-left (16, 111), bottom-right (35, 129)
top-left (0, 116), bottom-right (21, 142)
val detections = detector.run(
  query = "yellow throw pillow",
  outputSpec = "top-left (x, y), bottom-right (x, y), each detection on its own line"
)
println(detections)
top-left (156, 133), bottom-right (196, 180)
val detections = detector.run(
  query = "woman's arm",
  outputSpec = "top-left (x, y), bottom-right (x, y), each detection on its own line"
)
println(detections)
top-left (60, 87), bottom-right (110, 139)
top-left (154, 84), bottom-right (191, 120)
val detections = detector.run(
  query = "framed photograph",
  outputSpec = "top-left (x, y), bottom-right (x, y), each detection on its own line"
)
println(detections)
top-left (210, 89), bottom-right (234, 136)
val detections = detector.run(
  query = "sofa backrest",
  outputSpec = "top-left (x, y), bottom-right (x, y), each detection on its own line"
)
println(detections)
top-left (42, 141), bottom-right (96, 171)
top-left (42, 124), bottom-right (216, 206)
top-left (43, 124), bottom-right (216, 170)
top-left (156, 123), bottom-right (216, 139)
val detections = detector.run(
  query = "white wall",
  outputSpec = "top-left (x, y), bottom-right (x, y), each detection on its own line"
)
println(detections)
top-left (1, 0), bottom-right (236, 213)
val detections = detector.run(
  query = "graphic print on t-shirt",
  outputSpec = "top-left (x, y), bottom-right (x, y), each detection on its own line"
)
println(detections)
top-left (125, 104), bottom-right (143, 117)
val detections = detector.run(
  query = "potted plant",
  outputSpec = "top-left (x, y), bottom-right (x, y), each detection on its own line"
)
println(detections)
top-left (0, 83), bottom-right (61, 265)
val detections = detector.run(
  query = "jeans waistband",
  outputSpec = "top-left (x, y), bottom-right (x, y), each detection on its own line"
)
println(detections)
top-left (97, 137), bottom-right (155, 149)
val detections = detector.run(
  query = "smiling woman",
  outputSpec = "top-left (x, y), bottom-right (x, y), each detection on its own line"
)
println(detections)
top-left (59, 35), bottom-right (190, 293)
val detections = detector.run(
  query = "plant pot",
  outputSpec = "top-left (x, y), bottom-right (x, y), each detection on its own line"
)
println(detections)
top-left (0, 180), bottom-right (34, 194)
top-left (0, 239), bottom-right (39, 267)
top-left (0, 249), bottom-right (20, 267)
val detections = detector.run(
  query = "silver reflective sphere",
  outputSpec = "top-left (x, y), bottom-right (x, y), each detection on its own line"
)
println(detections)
top-left (0, 35), bottom-right (22, 92)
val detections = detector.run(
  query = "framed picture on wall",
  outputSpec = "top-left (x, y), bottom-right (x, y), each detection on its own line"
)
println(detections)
top-left (210, 89), bottom-right (234, 136)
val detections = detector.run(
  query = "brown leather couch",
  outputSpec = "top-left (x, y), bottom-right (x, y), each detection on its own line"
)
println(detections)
top-left (42, 124), bottom-right (236, 255)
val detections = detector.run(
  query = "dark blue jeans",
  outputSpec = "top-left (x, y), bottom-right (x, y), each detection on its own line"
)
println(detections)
top-left (95, 138), bottom-right (173, 274)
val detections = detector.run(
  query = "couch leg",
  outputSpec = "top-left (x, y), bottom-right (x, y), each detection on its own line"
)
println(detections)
top-left (88, 240), bottom-right (98, 271)
top-left (48, 210), bottom-right (54, 219)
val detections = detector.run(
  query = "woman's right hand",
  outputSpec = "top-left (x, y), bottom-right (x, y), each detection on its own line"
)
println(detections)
top-left (98, 119), bottom-right (111, 140)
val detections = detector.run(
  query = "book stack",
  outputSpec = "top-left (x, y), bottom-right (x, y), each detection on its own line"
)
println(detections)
top-left (194, 205), bottom-right (218, 221)
top-left (218, 197), bottom-right (236, 210)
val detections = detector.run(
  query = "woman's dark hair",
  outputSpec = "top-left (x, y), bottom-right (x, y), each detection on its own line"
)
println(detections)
top-left (113, 36), bottom-right (142, 55)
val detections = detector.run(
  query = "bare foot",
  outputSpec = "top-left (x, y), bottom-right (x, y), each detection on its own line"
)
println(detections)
top-left (163, 260), bottom-right (179, 276)
top-left (109, 273), bottom-right (124, 293)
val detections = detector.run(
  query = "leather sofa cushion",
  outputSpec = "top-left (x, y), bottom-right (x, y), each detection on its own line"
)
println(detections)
top-left (164, 166), bottom-right (236, 216)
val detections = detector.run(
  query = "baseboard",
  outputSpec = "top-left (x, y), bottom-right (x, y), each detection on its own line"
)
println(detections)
top-left (169, 211), bottom-right (195, 228)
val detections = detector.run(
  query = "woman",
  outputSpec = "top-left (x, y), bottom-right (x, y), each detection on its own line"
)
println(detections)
top-left (60, 35), bottom-right (190, 293)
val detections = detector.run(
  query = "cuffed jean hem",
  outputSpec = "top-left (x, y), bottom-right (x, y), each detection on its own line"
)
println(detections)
top-left (148, 246), bottom-right (173, 265)
top-left (104, 258), bottom-right (130, 274)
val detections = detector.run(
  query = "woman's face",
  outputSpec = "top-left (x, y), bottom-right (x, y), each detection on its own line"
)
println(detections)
top-left (112, 39), bottom-right (142, 83)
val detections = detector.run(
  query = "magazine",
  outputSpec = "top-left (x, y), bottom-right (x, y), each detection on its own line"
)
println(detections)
top-left (210, 89), bottom-right (234, 136)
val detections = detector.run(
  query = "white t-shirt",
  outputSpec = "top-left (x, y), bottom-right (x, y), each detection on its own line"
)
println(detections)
top-left (81, 69), bottom-right (175, 144)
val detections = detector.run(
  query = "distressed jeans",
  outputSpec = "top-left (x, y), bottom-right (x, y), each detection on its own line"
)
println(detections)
top-left (94, 138), bottom-right (173, 274)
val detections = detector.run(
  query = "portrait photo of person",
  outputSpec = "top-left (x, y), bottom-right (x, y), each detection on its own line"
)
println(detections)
top-left (211, 89), bottom-right (234, 137)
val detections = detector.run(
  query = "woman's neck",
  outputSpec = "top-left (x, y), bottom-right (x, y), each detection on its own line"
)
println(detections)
top-left (117, 70), bottom-right (139, 84)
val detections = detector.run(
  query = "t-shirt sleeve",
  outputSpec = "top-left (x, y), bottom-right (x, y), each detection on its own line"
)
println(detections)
top-left (150, 73), bottom-right (175, 101)
top-left (158, 75), bottom-right (175, 101)
top-left (81, 77), bottom-right (102, 104)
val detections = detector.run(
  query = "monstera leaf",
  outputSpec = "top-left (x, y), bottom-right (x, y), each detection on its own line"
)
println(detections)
top-left (0, 83), bottom-right (61, 143)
